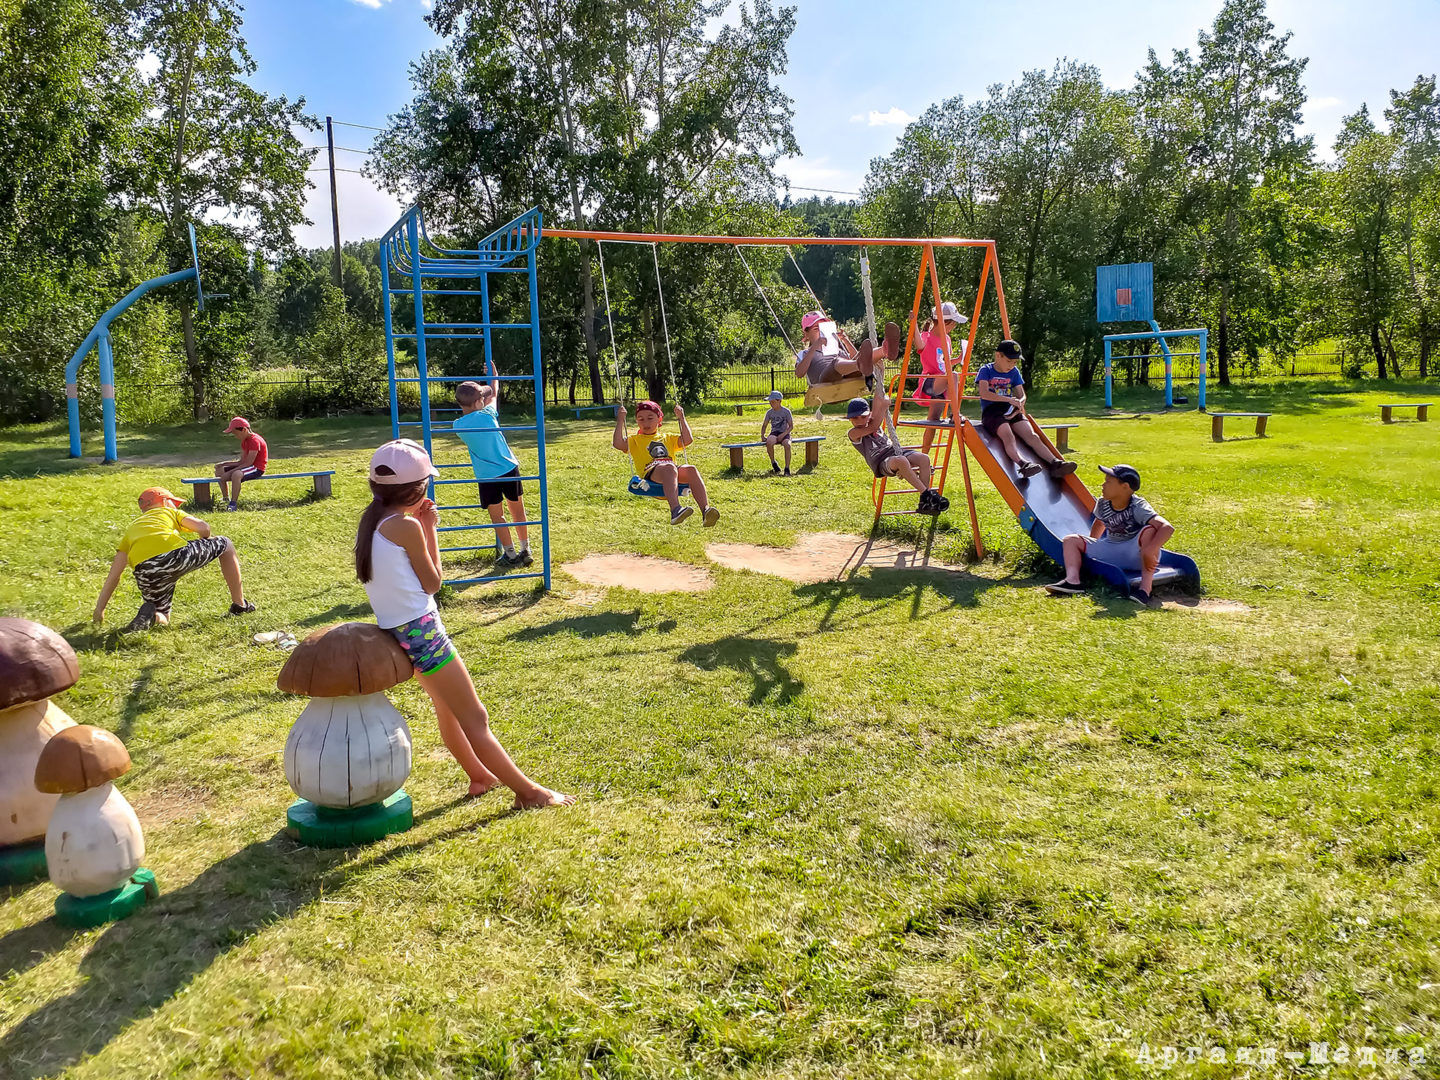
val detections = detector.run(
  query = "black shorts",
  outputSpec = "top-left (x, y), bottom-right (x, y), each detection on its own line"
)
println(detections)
top-left (131, 537), bottom-right (230, 614)
top-left (477, 466), bottom-right (522, 508)
top-left (981, 409), bottom-right (1024, 437)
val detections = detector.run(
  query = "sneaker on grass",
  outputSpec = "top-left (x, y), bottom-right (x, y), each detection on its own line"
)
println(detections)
top-left (1044, 579), bottom-right (1084, 595)
top-left (124, 602), bottom-right (158, 633)
top-left (1130, 589), bottom-right (1153, 606)
top-left (227, 600), bottom-right (257, 616)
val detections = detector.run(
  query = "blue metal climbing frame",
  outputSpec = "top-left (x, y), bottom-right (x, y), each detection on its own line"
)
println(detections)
top-left (380, 206), bottom-right (550, 590)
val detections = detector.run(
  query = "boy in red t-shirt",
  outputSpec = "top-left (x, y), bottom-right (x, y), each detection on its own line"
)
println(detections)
top-left (215, 416), bottom-right (268, 510)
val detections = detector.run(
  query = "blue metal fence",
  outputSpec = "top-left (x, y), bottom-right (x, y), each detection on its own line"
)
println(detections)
top-left (380, 207), bottom-right (551, 590)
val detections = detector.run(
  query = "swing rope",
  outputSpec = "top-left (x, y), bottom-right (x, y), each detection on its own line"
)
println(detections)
top-left (786, 247), bottom-right (822, 308)
top-left (596, 240), bottom-right (623, 406)
top-left (650, 242), bottom-right (689, 465)
top-left (734, 244), bottom-right (795, 352)
top-left (858, 247), bottom-right (899, 444)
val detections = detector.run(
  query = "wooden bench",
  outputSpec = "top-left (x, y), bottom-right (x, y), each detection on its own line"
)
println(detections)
top-left (1380, 402), bottom-right (1431, 423)
top-left (1210, 412), bottom-right (1271, 441)
top-left (1038, 423), bottom-right (1080, 451)
top-left (721, 436), bottom-right (824, 470)
top-left (570, 404), bottom-right (616, 420)
top-left (733, 401), bottom-right (770, 415)
top-left (180, 471), bottom-right (335, 509)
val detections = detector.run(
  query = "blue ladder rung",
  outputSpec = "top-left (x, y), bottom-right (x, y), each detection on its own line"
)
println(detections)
top-left (447, 572), bottom-right (545, 586)
top-left (437, 519), bottom-right (543, 532)
top-left (392, 375), bottom-right (538, 384)
top-left (432, 425), bottom-right (538, 434)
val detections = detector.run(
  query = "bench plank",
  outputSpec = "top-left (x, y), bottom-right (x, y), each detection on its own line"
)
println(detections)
top-left (1038, 422), bottom-right (1080, 451)
top-left (179, 470), bottom-right (336, 509)
top-left (721, 436), bottom-right (824, 470)
top-left (1380, 403), bottom-right (1431, 423)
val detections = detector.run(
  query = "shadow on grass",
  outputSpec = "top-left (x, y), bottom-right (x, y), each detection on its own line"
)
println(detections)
top-left (678, 636), bottom-right (802, 705)
top-left (0, 795), bottom-right (487, 1079)
top-left (507, 610), bottom-right (648, 641)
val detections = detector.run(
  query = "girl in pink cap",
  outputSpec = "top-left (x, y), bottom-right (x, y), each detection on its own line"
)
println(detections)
top-left (793, 311), bottom-right (900, 391)
top-left (354, 438), bottom-right (574, 809)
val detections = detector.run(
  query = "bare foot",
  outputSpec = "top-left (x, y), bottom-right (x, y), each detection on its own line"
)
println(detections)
top-left (154, 612), bottom-right (170, 626)
top-left (513, 786), bottom-right (576, 810)
top-left (467, 777), bottom-right (501, 798)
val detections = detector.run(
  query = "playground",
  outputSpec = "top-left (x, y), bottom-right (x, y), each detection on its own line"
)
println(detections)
top-left (2, 369), bottom-right (1438, 1076)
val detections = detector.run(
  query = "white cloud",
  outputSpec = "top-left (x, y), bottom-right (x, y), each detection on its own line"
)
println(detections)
top-left (347, 0), bottom-right (384, 7)
top-left (1309, 96), bottom-right (1342, 110)
top-left (849, 107), bottom-right (914, 128)
top-left (777, 155), bottom-right (864, 197)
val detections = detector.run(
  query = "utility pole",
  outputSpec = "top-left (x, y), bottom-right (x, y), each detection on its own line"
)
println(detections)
top-left (326, 116), bottom-right (343, 287)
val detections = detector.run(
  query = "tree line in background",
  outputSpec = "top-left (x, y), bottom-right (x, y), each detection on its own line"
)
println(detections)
top-left (1, 0), bottom-right (1437, 431)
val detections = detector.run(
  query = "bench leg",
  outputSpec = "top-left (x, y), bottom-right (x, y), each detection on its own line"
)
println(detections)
top-left (1211, 416), bottom-right (1224, 442)
top-left (1419, 405), bottom-right (1429, 422)
top-left (805, 441), bottom-right (820, 468)
top-left (734, 404), bottom-right (744, 416)
top-left (1382, 406), bottom-right (1393, 423)
top-left (729, 447), bottom-right (744, 470)
top-left (314, 474), bottom-right (333, 499)
top-left (1055, 428), bottom-right (1069, 452)
top-left (1255, 415), bottom-right (1268, 437)
top-left (192, 482), bottom-right (213, 509)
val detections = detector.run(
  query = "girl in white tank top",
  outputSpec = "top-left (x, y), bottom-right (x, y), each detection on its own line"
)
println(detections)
top-left (356, 439), bottom-right (574, 810)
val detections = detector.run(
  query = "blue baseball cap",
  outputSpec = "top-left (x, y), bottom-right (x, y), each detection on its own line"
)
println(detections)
top-left (1099, 464), bottom-right (1141, 490)
top-left (767, 390), bottom-right (784, 401)
top-left (846, 397), bottom-right (870, 418)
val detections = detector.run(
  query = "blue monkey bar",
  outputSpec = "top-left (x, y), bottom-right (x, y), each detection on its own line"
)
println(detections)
top-left (380, 206), bottom-right (551, 590)
top-left (67, 224), bottom-right (204, 461)
top-left (1103, 325), bottom-right (1209, 410)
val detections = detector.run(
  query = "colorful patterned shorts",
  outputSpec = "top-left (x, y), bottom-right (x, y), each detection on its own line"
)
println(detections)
top-left (387, 611), bottom-right (456, 675)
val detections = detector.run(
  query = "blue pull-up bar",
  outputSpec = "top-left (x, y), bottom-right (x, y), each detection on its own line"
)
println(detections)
top-left (66, 224), bottom-right (204, 462)
top-left (1103, 323), bottom-right (1208, 411)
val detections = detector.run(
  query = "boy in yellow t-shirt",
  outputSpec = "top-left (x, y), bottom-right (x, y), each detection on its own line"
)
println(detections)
top-left (611, 400), bottom-right (718, 526)
top-left (93, 487), bottom-right (256, 632)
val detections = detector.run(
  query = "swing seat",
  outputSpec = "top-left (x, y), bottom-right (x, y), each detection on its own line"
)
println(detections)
top-left (803, 376), bottom-right (869, 408)
top-left (628, 475), bottom-right (690, 499)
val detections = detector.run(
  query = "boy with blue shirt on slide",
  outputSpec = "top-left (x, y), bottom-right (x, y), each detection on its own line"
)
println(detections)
top-left (453, 364), bottom-right (532, 568)
top-left (975, 339), bottom-right (1076, 480)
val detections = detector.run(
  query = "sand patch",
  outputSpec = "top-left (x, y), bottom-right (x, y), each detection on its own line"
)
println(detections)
top-left (130, 784), bottom-right (213, 828)
top-left (562, 554), bottom-right (713, 593)
top-left (706, 532), bottom-right (965, 584)
top-left (1158, 597), bottom-right (1254, 614)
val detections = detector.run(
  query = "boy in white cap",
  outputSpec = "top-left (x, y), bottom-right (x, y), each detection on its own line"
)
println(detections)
top-left (1045, 464), bottom-right (1175, 605)
top-left (760, 390), bottom-right (794, 474)
top-left (214, 416), bottom-right (268, 511)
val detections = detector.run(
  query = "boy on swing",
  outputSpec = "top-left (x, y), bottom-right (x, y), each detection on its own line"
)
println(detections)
top-left (613, 400), bottom-right (720, 526)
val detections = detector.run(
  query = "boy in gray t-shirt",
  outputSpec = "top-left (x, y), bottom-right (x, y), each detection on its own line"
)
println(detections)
top-left (1045, 463), bottom-right (1175, 605)
top-left (761, 390), bottom-right (794, 474)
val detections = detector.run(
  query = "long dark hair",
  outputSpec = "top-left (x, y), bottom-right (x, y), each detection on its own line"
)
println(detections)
top-left (355, 476), bottom-right (429, 583)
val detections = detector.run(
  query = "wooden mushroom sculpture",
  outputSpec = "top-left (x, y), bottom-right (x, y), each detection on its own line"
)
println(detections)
top-left (0, 618), bottom-right (79, 885)
top-left (35, 726), bottom-right (157, 927)
top-left (278, 622), bottom-right (415, 847)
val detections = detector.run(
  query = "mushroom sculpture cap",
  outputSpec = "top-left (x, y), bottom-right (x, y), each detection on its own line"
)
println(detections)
top-left (0, 618), bottom-right (79, 712)
top-left (277, 622), bottom-right (413, 697)
top-left (35, 726), bottom-right (132, 794)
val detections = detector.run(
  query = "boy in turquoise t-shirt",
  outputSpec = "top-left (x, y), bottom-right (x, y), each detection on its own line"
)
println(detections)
top-left (453, 363), bottom-right (530, 568)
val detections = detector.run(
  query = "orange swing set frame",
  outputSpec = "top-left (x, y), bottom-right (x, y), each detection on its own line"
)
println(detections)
top-left (544, 228), bottom-right (1014, 557)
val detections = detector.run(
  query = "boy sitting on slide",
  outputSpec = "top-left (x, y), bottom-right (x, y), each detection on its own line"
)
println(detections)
top-left (845, 389), bottom-right (948, 515)
top-left (1045, 464), bottom-right (1175, 605)
top-left (794, 311), bottom-right (900, 391)
top-left (975, 340), bottom-right (1076, 480)
top-left (613, 400), bottom-right (720, 526)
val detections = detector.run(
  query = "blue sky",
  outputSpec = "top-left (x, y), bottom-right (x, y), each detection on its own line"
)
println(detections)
top-left (237, 0), bottom-right (1440, 247)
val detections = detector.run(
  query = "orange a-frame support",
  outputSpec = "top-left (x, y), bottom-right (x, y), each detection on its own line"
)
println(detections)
top-left (543, 227), bottom-right (1013, 558)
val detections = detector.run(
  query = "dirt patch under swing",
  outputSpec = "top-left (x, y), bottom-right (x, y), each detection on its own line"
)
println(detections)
top-left (561, 554), bottom-right (714, 593)
top-left (706, 532), bottom-right (966, 584)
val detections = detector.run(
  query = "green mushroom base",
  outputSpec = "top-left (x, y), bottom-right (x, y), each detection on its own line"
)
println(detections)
top-left (0, 840), bottom-right (48, 886)
top-left (285, 790), bottom-right (414, 848)
top-left (54, 868), bottom-right (159, 929)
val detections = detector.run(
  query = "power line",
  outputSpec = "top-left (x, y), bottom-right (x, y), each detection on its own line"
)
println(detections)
top-left (307, 167), bottom-right (367, 174)
top-left (331, 119), bottom-right (385, 132)
top-left (786, 184), bottom-right (860, 197)
top-left (303, 145), bottom-right (371, 155)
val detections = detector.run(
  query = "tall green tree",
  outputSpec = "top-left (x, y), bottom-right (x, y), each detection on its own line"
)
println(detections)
top-left (1386, 76), bottom-right (1440, 377)
top-left (1146, 0), bottom-right (1312, 384)
top-left (129, 0), bottom-right (315, 417)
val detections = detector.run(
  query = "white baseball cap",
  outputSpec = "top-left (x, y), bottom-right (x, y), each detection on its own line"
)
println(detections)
top-left (369, 439), bottom-right (439, 484)
top-left (935, 301), bottom-right (969, 324)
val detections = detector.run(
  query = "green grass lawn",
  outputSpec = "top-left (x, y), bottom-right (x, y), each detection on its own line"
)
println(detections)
top-left (1, 382), bottom-right (1438, 1079)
